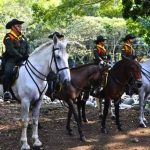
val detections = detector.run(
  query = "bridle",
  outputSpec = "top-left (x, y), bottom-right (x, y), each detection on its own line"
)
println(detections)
top-left (49, 46), bottom-right (69, 76)
top-left (24, 45), bottom-right (69, 100)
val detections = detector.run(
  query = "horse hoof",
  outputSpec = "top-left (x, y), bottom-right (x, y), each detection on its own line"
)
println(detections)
top-left (83, 119), bottom-right (88, 123)
top-left (21, 143), bottom-right (30, 150)
top-left (101, 128), bottom-right (108, 134)
top-left (111, 116), bottom-right (116, 120)
top-left (99, 114), bottom-right (103, 119)
top-left (69, 131), bottom-right (74, 136)
top-left (67, 129), bottom-right (74, 136)
top-left (80, 135), bottom-right (86, 142)
top-left (144, 120), bottom-right (148, 124)
top-left (32, 145), bottom-right (43, 150)
top-left (118, 127), bottom-right (123, 131)
top-left (139, 123), bottom-right (146, 128)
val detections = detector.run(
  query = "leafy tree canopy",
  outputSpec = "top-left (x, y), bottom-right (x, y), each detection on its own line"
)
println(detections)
top-left (122, 0), bottom-right (150, 20)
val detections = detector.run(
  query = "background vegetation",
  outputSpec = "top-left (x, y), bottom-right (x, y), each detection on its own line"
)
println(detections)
top-left (0, 0), bottom-right (150, 64)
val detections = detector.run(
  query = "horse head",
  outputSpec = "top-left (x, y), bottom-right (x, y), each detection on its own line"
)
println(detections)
top-left (126, 59), bottom-right (142, 88)
top-left (50, 35), bottom-right (71, 85)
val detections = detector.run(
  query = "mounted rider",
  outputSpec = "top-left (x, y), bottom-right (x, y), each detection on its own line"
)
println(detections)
top-left (121, 34), bottom-right (139, 96)
top-left (2, 19), bottom-right (29, 101)
top-left (93, 35), bottom-right (111, 87)
top-left (121, 34), bottom-right (137, 60)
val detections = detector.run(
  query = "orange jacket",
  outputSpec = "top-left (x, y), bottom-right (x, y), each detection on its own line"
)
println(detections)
top-left (122, 43), bottom-right (135, 57)
top-left (96, 44), bottom-right (107, 57)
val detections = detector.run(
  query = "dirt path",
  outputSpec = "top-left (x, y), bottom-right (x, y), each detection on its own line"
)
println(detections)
top-left (0, 102), bottom-right (150, 150)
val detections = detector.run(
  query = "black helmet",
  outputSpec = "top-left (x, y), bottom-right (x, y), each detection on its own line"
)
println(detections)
top-left (6, 19), bottom-right (24, 29)
top-left (123, 34), bottom-right (136, 41)
top-left (94, 35), bottom-right (107, 44)
top-left (48, 32), bottom-right (64, 39)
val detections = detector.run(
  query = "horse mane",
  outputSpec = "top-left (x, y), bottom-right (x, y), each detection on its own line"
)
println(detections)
top-left (70, 63), bottom-right (96, 71)
top-left (141, 58), bottom-right (150, 66)
top-left (110, 60), bottom-right (128, 74)
top-left (30, 41), bottom-right (52, 56)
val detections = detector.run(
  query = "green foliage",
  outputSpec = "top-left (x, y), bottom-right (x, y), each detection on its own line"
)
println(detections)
top-left (31, 0), bottom-right (123, 29)
top-left (0, 0), bottom-right (149, 61)
top-left (122, 0), bottom-right (150, 20)
top-left (122, 0), bottom-right (150, 47)
top-left (99, 0), bottom-right (123, 18)
top-left (65, 16), bottom-right (127, 62)
top-left (0, 0), bottom-right (33, 54)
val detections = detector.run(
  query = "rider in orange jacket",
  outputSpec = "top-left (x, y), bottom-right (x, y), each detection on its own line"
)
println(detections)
top-left (121, 34), bottom-right (137, 60)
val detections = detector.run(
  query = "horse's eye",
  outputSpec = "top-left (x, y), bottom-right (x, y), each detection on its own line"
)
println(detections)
top-left (56, 56), bottom-right (61, 60)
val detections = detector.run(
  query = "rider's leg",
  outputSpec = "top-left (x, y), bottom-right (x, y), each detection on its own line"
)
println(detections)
top-left (3, 62), bottom-right (14, 101)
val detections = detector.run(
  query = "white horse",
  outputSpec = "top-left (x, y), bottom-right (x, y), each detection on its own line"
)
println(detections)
top-left (139, 59), bottom-right (150, 127)
top-left (8, 35), bottom-right (71, 150)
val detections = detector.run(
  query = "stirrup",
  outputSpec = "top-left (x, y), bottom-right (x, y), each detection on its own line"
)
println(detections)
top-left (3, 91), bottom-right (12, 101)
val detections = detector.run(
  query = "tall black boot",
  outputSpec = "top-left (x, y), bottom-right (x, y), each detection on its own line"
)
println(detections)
top-left (3, 78), bottom-right (12, 101)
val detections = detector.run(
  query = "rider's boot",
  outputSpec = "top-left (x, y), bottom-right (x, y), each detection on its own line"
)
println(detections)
top-left (3, 78), bottom-right (12, 101)
top-left (3, 91), bottom-right (12, 101)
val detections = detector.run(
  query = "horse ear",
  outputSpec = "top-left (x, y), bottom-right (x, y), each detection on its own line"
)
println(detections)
top-left (53, 34), bottom-right (58, 45)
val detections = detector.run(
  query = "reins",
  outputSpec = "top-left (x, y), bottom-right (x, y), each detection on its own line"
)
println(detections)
top-left (49, 46), bottom-right (69, 74)
top-left (25, 60), bottom-right (48, 100)
top-left (24, 45), bottom-right (69, 100)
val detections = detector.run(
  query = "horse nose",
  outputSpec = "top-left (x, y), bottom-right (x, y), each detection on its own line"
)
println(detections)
top-left (137, 80), bottom-right (142, 88)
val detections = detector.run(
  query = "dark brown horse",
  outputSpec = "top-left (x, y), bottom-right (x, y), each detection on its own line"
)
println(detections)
top-left (46, 63), bottom-right (107, 141)
top-left (99, 59), bottom-right (142, 133)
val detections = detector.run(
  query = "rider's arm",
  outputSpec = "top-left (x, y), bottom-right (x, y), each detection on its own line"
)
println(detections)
top-left (93, 49), bottom-right (103, 61)
top-left (4, 36), bottom-right (23, 58)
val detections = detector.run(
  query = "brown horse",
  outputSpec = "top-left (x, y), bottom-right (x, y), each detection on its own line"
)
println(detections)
top-left (46, 63), bottom-right (107, 141)
top-left (99, 59), bottom-right (142, 133)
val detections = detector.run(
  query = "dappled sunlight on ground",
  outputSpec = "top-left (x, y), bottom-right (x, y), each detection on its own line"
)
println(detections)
top-left (112, 134), bottom-right (128, 141)
top-left (0, 103), bottom-right (150, 150)
top-left (128, 128), bottom-right (150, 136)
top-left (68, 145), bottom-right (95, 150)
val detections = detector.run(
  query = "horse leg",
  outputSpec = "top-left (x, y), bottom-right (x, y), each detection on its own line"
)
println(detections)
top-left (32, 100), bottom-right (42, 149)
top-left (143, 95), bottom-right (148, 124)
top-left (81, 100), bottom-right (88, 123)
top-left (66, 106), bottom-right (73, 135)
top-left (109, 100), bottom-right (115, 120)
top-left (81, 91), bottom-right (89, 123)
top-left (114, 99), bottom-right (122, 131)
top-left (20, 99), bottom-right (30, 150)
top-left (76, 95), bottom-right (82, 123)
top-left (101, 99), bottom-right (110, 133)
top-left (139, 91), bottom-right (147, 128)
top-left (67, 99), bottom-right (86, 141)
top-left (99, 97), bottom-right (103, 119)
